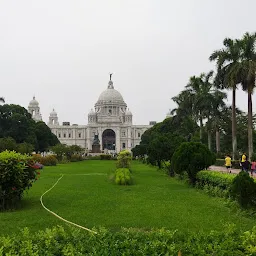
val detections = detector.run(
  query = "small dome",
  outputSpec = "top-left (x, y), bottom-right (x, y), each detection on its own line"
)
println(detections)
top-left (29, 96), bottom-right (39, 106)
top-left (50, 109), bottom-right (57, 117)
top-left (88, 109), bottom-right (96, 116)
top-left (125, 109), bottom-right (132, 116)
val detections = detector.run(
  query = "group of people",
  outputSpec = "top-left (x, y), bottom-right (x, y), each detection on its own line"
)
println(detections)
top-left (225, 153), bottom-right (256, 176)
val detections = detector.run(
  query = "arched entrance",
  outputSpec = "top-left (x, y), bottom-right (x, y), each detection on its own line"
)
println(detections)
top-left (102, 129), bottom-right (116, 150)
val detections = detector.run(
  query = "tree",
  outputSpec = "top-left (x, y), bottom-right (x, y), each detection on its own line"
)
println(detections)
top-left (0, 97), bottom-right (4, 104)
top-left (210, 38), bottom-right (241, 160)
top-left (171, 142), bottom-right (215, 184)
top-left (0, 104), bottom-right (59, 152)
top-left (134, 115), bottom-right (198, 173)
top-left (185, 72), bottom-right (216, 144)
top-left (239, 32), bottom-right (256, 161)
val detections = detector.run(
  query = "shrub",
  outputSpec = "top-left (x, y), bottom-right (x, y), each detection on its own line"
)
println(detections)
top-left (32, 153), bottom-right (43, 163)
top-left (171, 142), bottom-right (215, 184)
top-left (100, 154), bottom-right (112, 160)
top-left (86, 155), bottom-right (101, 160)
top-left (70, 154), bottom-right (83, 162)
top-left (0, 151), bottom-right (39, 210)
top-left (115, 168), bottom-right (132, 185)
top-left (196, 171), bottom-right (234, 191)
top-left (0, 225), bottom-right (255, 255)
top-left (230, 171), bottom-right (256, 207)
top-left (40, 155), bottom-right (58, 166)
top-left (116, 150), bottom-right (132, 169)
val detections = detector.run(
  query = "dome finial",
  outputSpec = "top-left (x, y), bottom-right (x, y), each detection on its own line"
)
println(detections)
top-left (108, 73), bottom-right (114, 89)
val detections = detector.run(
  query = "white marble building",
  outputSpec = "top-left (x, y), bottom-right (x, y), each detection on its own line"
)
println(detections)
top-left (28, 77), bottom-right (155, 153)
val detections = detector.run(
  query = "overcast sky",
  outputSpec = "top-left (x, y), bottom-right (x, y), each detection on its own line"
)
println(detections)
top-left (0, 0), bottom-right (255, 125)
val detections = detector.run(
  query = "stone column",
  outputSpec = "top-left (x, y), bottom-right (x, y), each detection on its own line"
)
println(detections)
top-left (86, 127), bottom-right (91, 151)
top-left (116, 127), bottom-right (120, 153)
top-left (98, 127), bottom-right (102, 150)
top-left (128, 126), bottom-right (131, 151)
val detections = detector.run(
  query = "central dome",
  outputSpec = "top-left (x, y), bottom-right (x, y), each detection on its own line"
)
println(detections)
top-left (97, 80), bottom-right (125, 104)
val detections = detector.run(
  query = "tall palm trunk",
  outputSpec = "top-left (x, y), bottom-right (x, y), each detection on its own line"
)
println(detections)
top-left (208, 131), bottom-right (212, 151)
top-left (232, 87), bottom-right (237, 160)
top-left (199, 116), bottom-right (203, 142)
top-left (248, 88), bottom-right (253, 161)
top-left (216, 127), bottom-right (220, 153)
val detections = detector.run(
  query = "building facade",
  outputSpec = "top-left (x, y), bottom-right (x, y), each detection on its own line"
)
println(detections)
top-left (28, 78), bottom-right (154, 153)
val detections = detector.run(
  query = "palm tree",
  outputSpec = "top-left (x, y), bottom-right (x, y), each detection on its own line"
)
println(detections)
top-left (238, 32), bottom-right (256, 161)
top-left (209, 38), bottom-right (241, 160)
top-left (208, 90), bottom-right (227, 153)
top-left (0, 97), bottom-right (4, 103)
top-left (185, 72), bottom-right (215, 144)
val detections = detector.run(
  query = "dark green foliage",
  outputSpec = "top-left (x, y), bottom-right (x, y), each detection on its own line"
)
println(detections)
top-left (70, 154), bottom-right (83, 162)
top-left (115, 168), bottom-right (132, 185)
top-left (1, 225), bottom-right (256, 255)
top-left (100, 154), bottom-right (112, 160)
top-left (172, 142), bottom-right (215, 184)
top-left (50, 144), bottom-right (84, 161)
top-left (0, 151), bottom-right (38, 211)
top-left (132, 116), bottom-right (198, 171)
top-left (231, 172), bottom-right (256, 207)
top-left (40, 155), bottom-right (58, 166)
top-left (0, 104), bottom-right (59, 152)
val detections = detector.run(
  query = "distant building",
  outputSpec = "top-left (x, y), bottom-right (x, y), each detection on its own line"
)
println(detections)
top-left (28, 77), bottom-right (155, 153)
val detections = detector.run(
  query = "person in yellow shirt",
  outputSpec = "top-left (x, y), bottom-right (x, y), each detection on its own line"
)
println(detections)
top-left (225, 154), bottom-right (232, 173)
top-left (241, 153), bottom-right (247, 171)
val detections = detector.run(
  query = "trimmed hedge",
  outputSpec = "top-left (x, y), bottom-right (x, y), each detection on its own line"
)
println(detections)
top-left (1, 225), bottom-right (256, 255)
top-left (196, 171), bottom-right (234, 190)
top-left (115, 168), bottom-right (132, 185)
top-left (100, 154), bottom-right (112, 160)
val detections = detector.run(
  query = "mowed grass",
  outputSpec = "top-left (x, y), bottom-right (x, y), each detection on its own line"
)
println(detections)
top-left (0, 160), bottom-right (255, 236)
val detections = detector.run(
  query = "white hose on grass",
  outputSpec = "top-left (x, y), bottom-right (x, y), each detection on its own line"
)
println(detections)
top-left (40, 174), bottom-right (97, 234)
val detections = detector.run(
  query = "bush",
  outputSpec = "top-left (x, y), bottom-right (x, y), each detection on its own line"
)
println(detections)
top-left (115, 168), bottom-right (132, 185)
top-left (171, 142), bottom-right (215, 184)
top-left (86, 155), bottom-right (101, 160)
top-left (196, 171), bottom-right (234, 190)
top-left (70, 154), bottom-right (83, 162)
top-left (116, 150), bottom-right (132, 169)
top-left (231, 171), bottom-right (256, 207)
top-left (32, 154), bottom-right (42, 162)
top-left (0, 151), bottom-right (39, 210)
top-left (100, 154), bottom-right (112, 160)
top-left (215, 159), bottom-right (241, 169)
top-left (0, 225), bottom-right (256, 255)
top-left (40, 155), bottom-right (58, 166)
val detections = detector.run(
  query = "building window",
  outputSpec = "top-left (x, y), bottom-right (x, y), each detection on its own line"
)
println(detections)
top-left (69, 133), bottom-right (71, 138)
top-left (64, 133), bottom-right (66, 138)
top-left (122, 143), bottom-right (126, 148)
top-left (78, 133), bottom-right (81, 138)
top-left (58, 133), bottom-right (61, 138)
top-left (122, 131), bottom-right (126, 137)
top-left (138, 132), bottom-right (140, 138)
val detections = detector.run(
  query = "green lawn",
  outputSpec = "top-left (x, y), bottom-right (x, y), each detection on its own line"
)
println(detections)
top-left (0, 160), bottom-right (255, 236)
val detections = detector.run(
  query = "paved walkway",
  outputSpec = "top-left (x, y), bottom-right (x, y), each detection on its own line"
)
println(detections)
top-left (209, 165), bottom-right (256, 178)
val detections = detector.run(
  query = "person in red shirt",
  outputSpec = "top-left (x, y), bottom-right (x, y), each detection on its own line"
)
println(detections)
top-left (251, 158), bottom-right (256, 177)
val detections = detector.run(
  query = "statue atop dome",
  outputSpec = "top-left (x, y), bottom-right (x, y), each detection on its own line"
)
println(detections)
top-left (109, 73), bottom-right (113, 81)
top-left (108, 73), bottom-right (114, 89)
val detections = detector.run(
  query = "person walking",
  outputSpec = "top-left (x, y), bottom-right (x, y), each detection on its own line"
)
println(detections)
top-left (225, 154), bottom-right (232, 173)
top-left (241, 153), bottom-right (247, 171)
top-left (251, 158), bottom-right (256, 177)
top-left (243, 159), bottom-right (251, 174)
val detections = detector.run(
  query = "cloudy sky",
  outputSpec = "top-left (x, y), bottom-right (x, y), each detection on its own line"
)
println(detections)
top-left (0, 0), bottom-right (255, 125)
